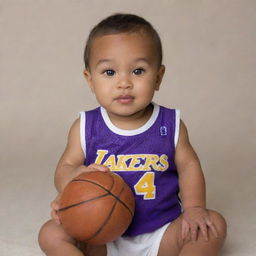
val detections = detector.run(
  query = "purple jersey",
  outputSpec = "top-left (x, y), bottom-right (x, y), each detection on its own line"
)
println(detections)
top-left (79, 103), bottom-right (182, 236)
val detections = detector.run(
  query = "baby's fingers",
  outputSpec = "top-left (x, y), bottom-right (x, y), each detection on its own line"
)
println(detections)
top-left (181, 220), bottom-right (190, 240)
top-left (198, 221), bottom-right (208, 241)
top-left (51, 208), bottom-right (61, 224)
top-left (190, 223), bottom-right (199, 242)
top-left (88, 164), bottom-right (110, 172)
top-left (50, 195), bottom-right (61, 224)
top-left (206, 218), bottom-right (219, 239)
top-left (51, 200), bottom-right (59, 211)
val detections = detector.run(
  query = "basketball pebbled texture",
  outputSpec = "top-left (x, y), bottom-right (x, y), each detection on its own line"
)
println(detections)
top-left (57, 171), bottom-right (135, 244)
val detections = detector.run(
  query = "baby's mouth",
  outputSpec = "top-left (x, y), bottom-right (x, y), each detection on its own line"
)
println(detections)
top-left (116, 95), bottom-right (134, 104)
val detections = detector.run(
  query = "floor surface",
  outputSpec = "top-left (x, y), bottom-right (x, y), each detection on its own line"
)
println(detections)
top-left (0, 166), bottom-right (255, 255)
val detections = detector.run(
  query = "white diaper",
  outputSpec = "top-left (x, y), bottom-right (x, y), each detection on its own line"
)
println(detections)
top-left (107, 222), bottom-right (170, 256)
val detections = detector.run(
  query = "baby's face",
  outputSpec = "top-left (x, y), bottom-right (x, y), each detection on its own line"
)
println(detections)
top-left (84, 32), bottom-right (165, 120)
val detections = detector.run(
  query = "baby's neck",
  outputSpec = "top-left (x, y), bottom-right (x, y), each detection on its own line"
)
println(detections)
top-left (107, 104), bottom-right (154, 130)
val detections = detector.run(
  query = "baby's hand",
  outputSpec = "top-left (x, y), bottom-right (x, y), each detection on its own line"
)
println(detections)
top-left (73, 164), bottom-right (110, 178)
top-left (181, 207), bottom-right (218, 242)
top-left (50, 194), bottom-right (62, 225)
top-left (84, 163), bottom-right (110, 173)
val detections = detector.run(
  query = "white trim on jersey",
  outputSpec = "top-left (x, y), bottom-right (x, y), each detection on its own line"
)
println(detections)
top-left (79, 111), bottom-right (86, 156)
top-left (80, 105), bottom-right (179, 154)
top-left (100, 102), bottom-right (160, 136)
top-left (174, 109), bottom-right (180, 148)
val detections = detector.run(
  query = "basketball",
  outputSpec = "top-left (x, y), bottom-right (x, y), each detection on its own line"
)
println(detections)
top-left (57, 171), bottom-right (135, 244)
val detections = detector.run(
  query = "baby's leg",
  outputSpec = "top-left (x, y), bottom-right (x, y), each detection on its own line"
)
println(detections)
top-left (158, 210), bottom-right (227, 256)
top-left (38, 220), bottom-right (84, 256)
top-left (38, 220), bottom-right (107, 256)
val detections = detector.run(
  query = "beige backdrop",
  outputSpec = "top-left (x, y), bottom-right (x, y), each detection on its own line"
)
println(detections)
top-left (0, 0), bottom-right (255, 255)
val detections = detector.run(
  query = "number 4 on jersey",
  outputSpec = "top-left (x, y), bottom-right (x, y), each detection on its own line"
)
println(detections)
top-left (134, 172), bottom-right (156, 200)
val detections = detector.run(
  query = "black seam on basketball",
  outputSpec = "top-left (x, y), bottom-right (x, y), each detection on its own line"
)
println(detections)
top-left (109, 174), bottom-right (115, 192)
top-left (84, 177), bottom-right (133, 242)
top-left (58, 193), bottom-right (109, 211)
top-left (116, 180), bottom-right (134, 217)
top-left (83, 175), bottom-right (122, 243)
top-left (83, 199), bottom-right (118, 243)
top-left (72, 178), bottom-right (133, 216)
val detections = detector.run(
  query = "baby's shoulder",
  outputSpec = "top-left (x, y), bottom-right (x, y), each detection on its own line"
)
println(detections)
top-left (67, 118), bottom-right (80, 141)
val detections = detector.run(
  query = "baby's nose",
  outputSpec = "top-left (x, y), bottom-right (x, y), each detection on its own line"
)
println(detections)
top-left (118, 75), bottom-right (133, 89)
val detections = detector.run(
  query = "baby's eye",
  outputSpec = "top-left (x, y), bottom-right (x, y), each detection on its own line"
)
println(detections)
top-left (103, 70), bottom-right (115, 76)
top-left (133, 68), bottom-right (145, 75)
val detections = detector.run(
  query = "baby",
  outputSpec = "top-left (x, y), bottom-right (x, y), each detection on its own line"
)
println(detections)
top-left (39, 13), bottom-right (226, 256)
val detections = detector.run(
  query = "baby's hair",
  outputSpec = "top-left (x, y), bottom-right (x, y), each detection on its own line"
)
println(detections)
top-left (84, 13), bottom-right (163, 69)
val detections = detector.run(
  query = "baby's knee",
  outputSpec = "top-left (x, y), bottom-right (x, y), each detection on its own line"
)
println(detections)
top-left (38, 220), bottom-right (58, 252)
top-left (208, 210), bottom-right (227, 239)
top-left (38, 220), bottom-right (75, 253)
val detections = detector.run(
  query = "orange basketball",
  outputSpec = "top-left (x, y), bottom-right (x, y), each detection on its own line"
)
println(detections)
top-left (57, 171), bottom-right (135, 244)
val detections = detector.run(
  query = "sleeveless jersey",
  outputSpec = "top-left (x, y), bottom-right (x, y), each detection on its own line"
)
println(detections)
top-left (79, 103), bottom-right (182, 236)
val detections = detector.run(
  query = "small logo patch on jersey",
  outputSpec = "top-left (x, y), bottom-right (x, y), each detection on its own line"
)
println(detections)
top-left (160, 126), bottom-right (167, 136)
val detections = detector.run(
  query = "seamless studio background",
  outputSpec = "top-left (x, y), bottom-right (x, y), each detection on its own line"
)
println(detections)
top-left (0, 0), bottom-right (255, 255)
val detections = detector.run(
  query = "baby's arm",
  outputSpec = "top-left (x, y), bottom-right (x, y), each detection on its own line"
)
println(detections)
top-left (51, 118), bottom-right (108, 223)
top-left (175, 120), bottom-right (218, 241)
top-left (54, 118), bottom-right (85, 192)
top-left (54, 118), bottom-right (109, 192)
top-left (175, 120), bottom-right (205, 209)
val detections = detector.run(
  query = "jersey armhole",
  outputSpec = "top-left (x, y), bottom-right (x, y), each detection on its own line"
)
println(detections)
top-left (79, 111), bottom-right (86, 156)
top-left (174, 109), bottom-right (180, 148)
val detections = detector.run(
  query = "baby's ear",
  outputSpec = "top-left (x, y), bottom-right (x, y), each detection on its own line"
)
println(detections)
top-left (155, 65), bottom-right (165, 91)
top-left (83, 69), bottom-right (94, 92)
